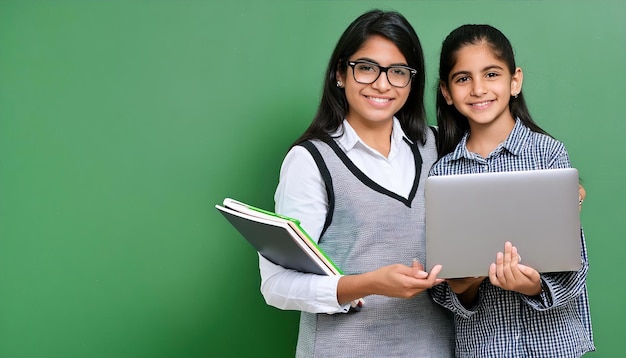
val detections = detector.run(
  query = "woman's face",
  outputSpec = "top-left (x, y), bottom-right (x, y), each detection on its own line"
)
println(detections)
top-left (338, 35), bottom-right (412, 129)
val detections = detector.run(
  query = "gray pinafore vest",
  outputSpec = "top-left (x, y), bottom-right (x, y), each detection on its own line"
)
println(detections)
top-left (295, 128), bottom-right (454, 357)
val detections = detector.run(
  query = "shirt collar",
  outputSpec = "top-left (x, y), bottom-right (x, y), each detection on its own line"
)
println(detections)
top-left (449, 118), bottom-right (529, 160)
top-left (333, 117), bottom-right (410, 154)
top-left (502, 118), bottom-right (531, 155)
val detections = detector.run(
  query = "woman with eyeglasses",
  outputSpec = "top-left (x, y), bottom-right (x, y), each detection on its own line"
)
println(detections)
top-left (258, 10), bottom-right (455, 357)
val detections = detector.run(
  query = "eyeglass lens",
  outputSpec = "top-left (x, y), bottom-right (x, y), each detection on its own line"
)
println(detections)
top-left (350, 61), bottom-right (413, 87)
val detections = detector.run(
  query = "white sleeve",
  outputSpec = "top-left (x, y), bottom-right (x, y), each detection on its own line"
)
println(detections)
top-left (259, 145), bottom-right (350, 313)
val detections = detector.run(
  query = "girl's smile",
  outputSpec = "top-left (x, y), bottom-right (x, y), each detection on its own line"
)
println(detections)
top-left (441, 42), bottom-right (522, 128)
top-left (469, 100), bottom-right (494, 109)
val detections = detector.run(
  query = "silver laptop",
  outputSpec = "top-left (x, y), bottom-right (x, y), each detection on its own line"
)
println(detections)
top-left (425, 168), bottom-right (582, 278)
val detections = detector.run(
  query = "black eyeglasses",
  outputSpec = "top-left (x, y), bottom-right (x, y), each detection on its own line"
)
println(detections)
top-left (347, 60), bottom-right (416, 88)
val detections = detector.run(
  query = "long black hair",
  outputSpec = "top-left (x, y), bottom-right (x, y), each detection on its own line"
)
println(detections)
top-left (436, 24), bottom-right (551, 156)
top-left (292, 9), bottom-right (428, 147)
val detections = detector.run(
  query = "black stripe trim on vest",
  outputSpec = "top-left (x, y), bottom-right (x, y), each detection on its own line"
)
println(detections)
top-left (429, 125), bottom-right (439, 154)
top-left (298, 141), bottom-right (335, 238)
top-left (319, 136), bottom-right (422, 208)
top-left (404, 137), bottom-right (423, 206)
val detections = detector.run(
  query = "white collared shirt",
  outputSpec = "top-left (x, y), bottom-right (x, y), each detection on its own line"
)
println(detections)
top-left (259, 118), bottom-right (416, 313)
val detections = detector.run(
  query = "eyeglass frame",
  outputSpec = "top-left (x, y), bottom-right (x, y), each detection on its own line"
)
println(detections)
top-left (346, 60), bottom-right (417, 88)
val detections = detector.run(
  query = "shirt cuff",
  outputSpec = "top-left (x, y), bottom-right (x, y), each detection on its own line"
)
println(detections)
top-left (450, 287), bottom-right (480, 319)
top-left (520, 276), bottom-right (554, 310)
top-left (431, 283), bottom-right (479, 319)
top-left (317, 274), bottom-right (351, 313)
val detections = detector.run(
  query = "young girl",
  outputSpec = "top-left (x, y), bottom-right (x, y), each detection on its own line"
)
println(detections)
top-left (429, 24), bottom-right (595, 357)
top-left (259, 10), bottom-right (455, 357)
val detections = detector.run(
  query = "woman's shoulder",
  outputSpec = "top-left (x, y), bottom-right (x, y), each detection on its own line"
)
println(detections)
top-left (279, 145), bottom-right (319, 176)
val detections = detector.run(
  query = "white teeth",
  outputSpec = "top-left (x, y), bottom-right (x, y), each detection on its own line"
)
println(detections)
top-left (369, 96), bottom-right (390, 103)
top-left (473, 101), bottom-right (490, 107)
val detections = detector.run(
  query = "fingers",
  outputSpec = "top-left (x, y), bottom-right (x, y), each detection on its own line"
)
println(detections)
top-left (411, 259), bottom-right (429, 279)
top-left (503, 243), bottom-right (513, 279)
top-left (410, 260), bottom-right (444, 286)
top-left (375, 263), bottom-right (445, 299)
top-left (412, 258), bottom-right (424, 271)
top-left (518, 264), bottom-right (540, 282)
top-left (490, 242), bottom-right (523, 289)
top-left (489, 245), bottom-right (507, 288)
top-left (408, 264), bottom-right (443, 288)
top-left (489, 242), bottom-right (543, 295)
top-left (495, 244), bottom-right (506, 283)
top-left (579, 184), bottom-right (586, 211)
top-left (509, 245), bottom-right (521, 273)
top-left (390, 262), bottom-right (443, 299)
top-left (578, 184), bottom-right (586, 202)
top-left (488, 262), bottom-right (499, 286)
top-left (427, 264), bottom-right (444, 285)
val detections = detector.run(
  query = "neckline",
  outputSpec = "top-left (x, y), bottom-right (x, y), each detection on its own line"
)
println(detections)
top-left (321, 136), bottom-right (422, 207)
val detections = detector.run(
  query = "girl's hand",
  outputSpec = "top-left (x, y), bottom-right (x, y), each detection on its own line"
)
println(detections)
top-left (488, 242), bottom-right (541, 296)
top-left (579, 184), bottom-right (586, 211)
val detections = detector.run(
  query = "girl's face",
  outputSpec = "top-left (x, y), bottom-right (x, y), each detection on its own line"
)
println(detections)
top-left (337, 35), bottom-right (412, 129)
top-left (441, 42), bottom-right (522, 127)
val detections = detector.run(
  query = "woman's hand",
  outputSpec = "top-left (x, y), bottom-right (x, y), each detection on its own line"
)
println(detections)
top-left (372, 260), bottom-right (444, 299)
top-left (338, 260), bottom-right (443, 304)
top-left (488, 241), bottom-right (541, 296)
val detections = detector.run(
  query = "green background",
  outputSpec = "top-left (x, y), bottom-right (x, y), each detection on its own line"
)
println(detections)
top-left (1, 1), bottom-right (624, 357)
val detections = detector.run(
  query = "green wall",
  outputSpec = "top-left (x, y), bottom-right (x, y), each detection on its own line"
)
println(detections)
top-left (1, 1), bottom-right (624, 357)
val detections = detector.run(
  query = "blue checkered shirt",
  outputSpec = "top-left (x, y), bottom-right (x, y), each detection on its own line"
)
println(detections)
top-left (429, 119), bottom-right (595, 357)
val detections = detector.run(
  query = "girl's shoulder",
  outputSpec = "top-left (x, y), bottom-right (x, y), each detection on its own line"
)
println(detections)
top-left (525, 130), bottom-right (567, 153)
top-left (517, 129), bottom-right (571, 167)
top-left (512, 121), bottom-right (566, 153)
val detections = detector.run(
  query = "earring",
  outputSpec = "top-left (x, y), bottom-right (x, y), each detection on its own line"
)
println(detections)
top-left (336, 80), bottom-right (343, 88)
top-left (513, 93), bottom-right (519, 99)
